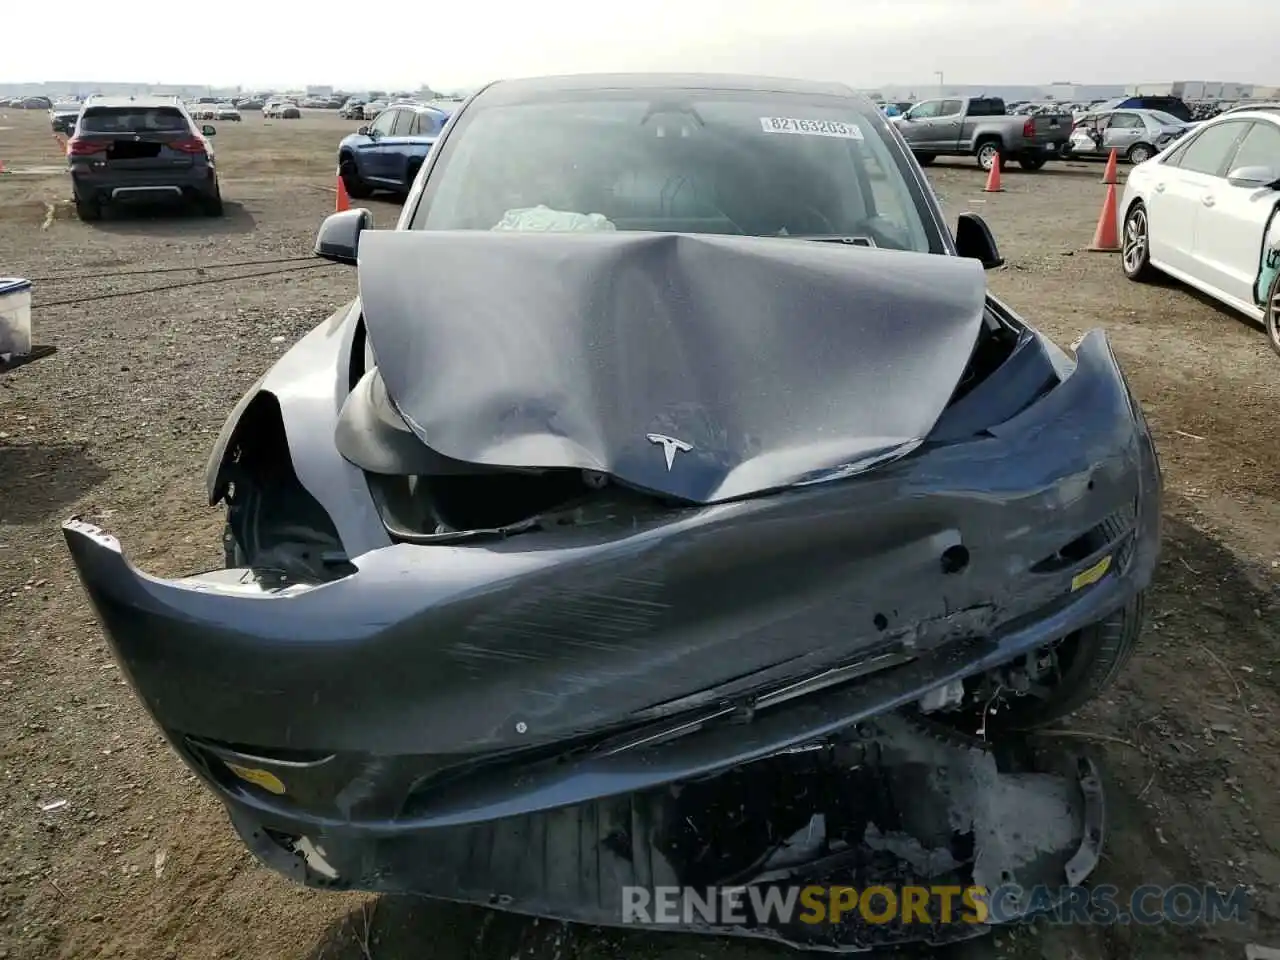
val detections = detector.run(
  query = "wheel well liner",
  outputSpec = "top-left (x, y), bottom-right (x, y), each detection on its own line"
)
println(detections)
top-left (215, 391), bottom-right (351, 577)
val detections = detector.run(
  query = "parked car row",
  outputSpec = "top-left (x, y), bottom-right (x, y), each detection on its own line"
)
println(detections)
top-left (189, 103), bottom-right (242, 121)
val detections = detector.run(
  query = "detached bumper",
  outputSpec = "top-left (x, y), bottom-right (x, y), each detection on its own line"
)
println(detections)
top-left (62, 330), bottom-right (1160, 839)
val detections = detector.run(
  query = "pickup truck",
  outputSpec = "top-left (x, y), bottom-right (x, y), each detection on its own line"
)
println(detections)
top-left (892, 96), bottom-right (1073, 172)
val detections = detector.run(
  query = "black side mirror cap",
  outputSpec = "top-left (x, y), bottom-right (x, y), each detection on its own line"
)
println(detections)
top-left (314, 208), bottom-right (372, 265)
top-left (955, 212), bottom-right (1004, 269)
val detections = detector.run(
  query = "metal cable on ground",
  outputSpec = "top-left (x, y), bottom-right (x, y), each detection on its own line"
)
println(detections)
top-left (28, 255), bottom-right (319, 282)
top-left (35, 261), bottom-right (336, 308)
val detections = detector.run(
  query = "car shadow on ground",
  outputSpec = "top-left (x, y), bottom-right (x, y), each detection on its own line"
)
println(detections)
top-left (301, 509), bottom-right (1278, 960)
top-left (1166, 282), bottom-right (1268, 337)
top-left (0, 441), bottom-right (108, 524)
top-left (89, 200), bottom-right (256, 235)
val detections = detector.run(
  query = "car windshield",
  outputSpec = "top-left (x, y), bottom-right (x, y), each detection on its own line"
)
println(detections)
top-left (79, 107), bottom-right (189, 133)
top-left (1147, 110), bottom-right (1184, 126)
top-left (410, 92), bottom-right (938, 252)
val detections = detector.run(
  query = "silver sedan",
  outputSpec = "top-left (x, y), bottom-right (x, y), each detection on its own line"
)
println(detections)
top-left (1068, 109), bottom-right (1190, 164)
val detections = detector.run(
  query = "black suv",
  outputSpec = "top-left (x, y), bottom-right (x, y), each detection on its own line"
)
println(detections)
top-left (66, 96), bottom-right (223, 221)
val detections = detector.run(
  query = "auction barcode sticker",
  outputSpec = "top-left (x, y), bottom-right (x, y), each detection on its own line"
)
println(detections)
top-left (760, 117), bottom-right (863, 139)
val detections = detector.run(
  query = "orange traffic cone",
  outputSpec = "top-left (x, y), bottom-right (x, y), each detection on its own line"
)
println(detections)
top-left (1088, 183), bottom-right (1121, 252)
top-left (335, 170), bottom-right (350, 213)
top-left (983, 153), bottom-right (1004, 193)
top-left (0, 159), bottom-right (6, 174)
top-left (1101, 149), bottom-right (1118, 185)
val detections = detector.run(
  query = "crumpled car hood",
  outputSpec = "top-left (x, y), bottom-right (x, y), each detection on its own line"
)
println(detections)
top-left (356, 230), bottom-right (987, 503)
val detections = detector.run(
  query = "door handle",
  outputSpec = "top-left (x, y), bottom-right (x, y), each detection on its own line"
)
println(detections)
top-left (1202, 195), bottom-right (1215, 207)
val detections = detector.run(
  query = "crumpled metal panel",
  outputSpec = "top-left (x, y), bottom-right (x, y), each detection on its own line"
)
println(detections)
top-left (356, 230), bottom-right (987, 502)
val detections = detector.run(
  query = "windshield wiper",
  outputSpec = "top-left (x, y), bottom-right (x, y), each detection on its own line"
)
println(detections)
top-left (786, 235), bottom-right (877, 247)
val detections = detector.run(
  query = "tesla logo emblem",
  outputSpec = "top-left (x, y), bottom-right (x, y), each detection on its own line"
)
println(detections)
top-left (646, 433), bottom-right (692, 470)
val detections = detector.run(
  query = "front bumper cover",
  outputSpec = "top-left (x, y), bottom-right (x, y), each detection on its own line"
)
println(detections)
top-left (61, 329), bottom-right (1157, 945)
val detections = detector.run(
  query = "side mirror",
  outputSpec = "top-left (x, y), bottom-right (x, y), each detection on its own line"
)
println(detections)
top-left (357, 125), bottom-right (369, 135)
top-left (314, 208), bottom-right (372, 265)
top-left (201, 125), bottom-right (216, 137)
top-left (1227, 165), bottom-right (1280, 189)
top-left (954, 212), bottom-right (1004, 269)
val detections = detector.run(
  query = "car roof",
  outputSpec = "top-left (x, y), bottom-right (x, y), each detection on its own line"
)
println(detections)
top-left (1206, 109), bottom-right (1280, 124)
top-left (476, 72), bottom-right (858, 105)
top-left (1224, 102), bottom-right (1280, 113)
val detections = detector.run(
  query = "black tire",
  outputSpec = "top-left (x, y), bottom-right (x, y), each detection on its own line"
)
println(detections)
top-left (74, 196), bottom-right (101, 222)
top-left (202, 188), bottom-right (224, 217)
top-left (975, 140), bottom-right (1006, 172)
top-left (404, 159), bottom-right (423, 193)
top-left (987, 592), bottom-right (1147, 732)
top-left (1264, 270), bottom-right (1280, 358)
top-left (339, 155), bottom-right (373, 198)
top-left (1127, 142), bottom-right (1154, 165)
top-left (914, 153), bottom-right (937, 166)
top-left (1121, 201), bottom-right (1157, 282)
top-left (1019, 156), bottom-right (1048, 171)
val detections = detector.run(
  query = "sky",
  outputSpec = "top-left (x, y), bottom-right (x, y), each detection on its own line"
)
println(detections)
top-left (2, 0), bottom-right (1275, 91)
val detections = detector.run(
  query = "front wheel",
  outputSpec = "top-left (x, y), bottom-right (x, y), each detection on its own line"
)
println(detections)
top-left (1122, 201), bottom-right (1156, 282)
top-left (914, 152), bottom-right (936, 166)
top-left (339, 157), bottom-right (373, 199)
top-left (986, 592), bottom-right (1147, 732)
top-left (1264, 271), bottom-right (1280, 358)
top-left (1019, 156), bottom-right (1048, 171)
top-left (1127, 142), bottom-right (1154, 165)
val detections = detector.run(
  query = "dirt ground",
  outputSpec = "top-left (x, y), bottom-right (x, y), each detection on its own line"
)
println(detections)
top-left (1, 106), bottom-right (1279, 960)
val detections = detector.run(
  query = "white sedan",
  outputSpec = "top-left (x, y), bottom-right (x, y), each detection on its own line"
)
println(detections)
top-left (1120, 109), bottom-right (1280, 352)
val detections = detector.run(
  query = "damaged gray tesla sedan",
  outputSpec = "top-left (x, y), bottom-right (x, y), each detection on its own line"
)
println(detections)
top-left (64, 74), bottom-right (1161, 950)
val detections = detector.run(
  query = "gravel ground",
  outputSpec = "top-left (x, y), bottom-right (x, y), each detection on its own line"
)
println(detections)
top-left (1, 107), bottom-right (1279, 960)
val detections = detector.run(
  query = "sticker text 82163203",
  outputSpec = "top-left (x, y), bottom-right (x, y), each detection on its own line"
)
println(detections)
top-left (760, 117), bottom-right (864, 140)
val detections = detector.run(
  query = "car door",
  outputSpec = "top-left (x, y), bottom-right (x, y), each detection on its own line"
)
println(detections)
top-left (930, 100), bottom-right (965, 151)
top-left (361, 108), bottom-right (400, 183)
top-left (1190, 119), bottom-right (1280, 307)
top-left (1146, 120), bottom-right (1251, 274)
top-left (381, 109), bottom-right (419, 188)
top-left (1104, 113), bottom-right (1144, 155)
top-left (1070, 114), bottom-right (1102, 156)
top-left (898, 100), bottom-right (942, 149)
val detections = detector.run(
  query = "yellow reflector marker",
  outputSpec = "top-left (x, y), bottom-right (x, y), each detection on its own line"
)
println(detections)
top-left (225, 763), bottom-right (287, 795)
top-left (1071, 555), bottom-right (1113, 592)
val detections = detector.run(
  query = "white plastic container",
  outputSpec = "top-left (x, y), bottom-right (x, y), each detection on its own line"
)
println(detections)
top-left (0, 278), bottom-right (33, 359)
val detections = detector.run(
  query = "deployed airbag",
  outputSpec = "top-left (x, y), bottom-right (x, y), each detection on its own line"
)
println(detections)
top-left (356, 230), bottom-right (988, 502)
